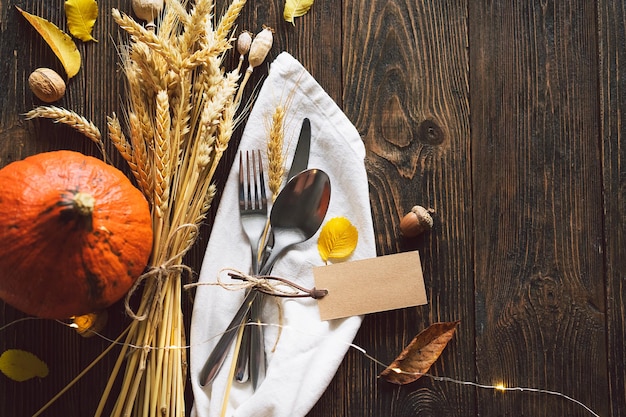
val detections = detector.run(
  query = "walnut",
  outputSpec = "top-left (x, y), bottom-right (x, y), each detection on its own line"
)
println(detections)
top-left (28, 68), bottom-right (66, 103)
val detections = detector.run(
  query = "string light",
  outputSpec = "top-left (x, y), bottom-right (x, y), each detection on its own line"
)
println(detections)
top-left (0, 316), bottom-right (44, 331)
top-left (0, 318), bottom-right (601, 417)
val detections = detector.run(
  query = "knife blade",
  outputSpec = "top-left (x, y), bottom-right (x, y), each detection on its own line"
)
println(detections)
top-left (287, 118), bottom-right (311, 180)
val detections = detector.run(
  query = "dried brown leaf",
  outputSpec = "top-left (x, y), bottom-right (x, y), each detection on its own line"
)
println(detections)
top-left (379, 320), bottom-right (460, 384)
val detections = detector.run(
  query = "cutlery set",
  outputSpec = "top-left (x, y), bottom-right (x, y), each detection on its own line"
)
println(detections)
top-left (200, 118), bottom-right (331, 389)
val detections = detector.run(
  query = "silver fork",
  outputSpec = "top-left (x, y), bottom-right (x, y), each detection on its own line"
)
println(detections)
top-left (238, 150), bottom-right (268, 275)
top-left (235, 150), bottom-right (267, 382)
top-left (199, 150), bottom-right (267, 387)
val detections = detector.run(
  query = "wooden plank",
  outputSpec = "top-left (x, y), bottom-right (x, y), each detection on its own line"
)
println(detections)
top-left (469, 2), bottom-right (608, 416)
top-left (597, 2), bottom-right (626, 416)
top-left (320, 0), bottom-right (474, 415)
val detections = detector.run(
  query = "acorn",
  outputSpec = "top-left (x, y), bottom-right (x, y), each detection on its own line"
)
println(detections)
top-left (400, 205), bottom-right (434, 237)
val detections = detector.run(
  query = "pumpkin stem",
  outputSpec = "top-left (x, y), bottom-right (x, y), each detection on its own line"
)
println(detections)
top-left (72, 192), bottom-right (96, 216)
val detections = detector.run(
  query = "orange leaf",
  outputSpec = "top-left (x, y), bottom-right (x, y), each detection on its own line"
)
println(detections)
top-left (379, 321), bottom-right (460, 384)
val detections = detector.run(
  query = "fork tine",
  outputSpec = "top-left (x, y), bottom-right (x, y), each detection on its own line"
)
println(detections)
top-left (246, 151), bottom-right (253, 210)
top-left (251, 150), bottom-right (259, 210)
top-left (257, 149), bottom-right (267, 211)
top-left (239, 151), bottom-right (245, 211)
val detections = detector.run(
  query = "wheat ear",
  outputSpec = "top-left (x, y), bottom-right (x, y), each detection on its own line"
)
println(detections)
top-left (112, 8), bottom-right (182, 71)
top-left (267, 105), bottom-right (286, 200)
top-left (25, 106), bottom-right (102, 144)
top-left (216, 0), bottom-right (248, 41)
top-left (24, 106), bottom-right (106, 160)
top-left (128, 112), bottom-right (153, 198)
top-left (154, 90), bottom-right (171, 218)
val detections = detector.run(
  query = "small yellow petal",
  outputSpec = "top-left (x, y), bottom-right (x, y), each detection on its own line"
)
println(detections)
top-left (0, 349), bottom-right (49, 382)
top-left (317, 217), bottom-right (358, 262)
top-left (283, 0), bottom-right (315, 25)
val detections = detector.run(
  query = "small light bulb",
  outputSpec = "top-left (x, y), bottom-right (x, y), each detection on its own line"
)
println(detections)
top-left (495, 383), bottom-right (506, 391)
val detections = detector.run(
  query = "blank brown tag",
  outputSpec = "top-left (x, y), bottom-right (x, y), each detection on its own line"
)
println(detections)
top-left (313, 251), bottom-right (428, 321)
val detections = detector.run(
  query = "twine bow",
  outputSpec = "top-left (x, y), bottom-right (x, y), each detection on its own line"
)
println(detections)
top-left (184, 268), bottom-right (328, 299)
top-left (125, 224), bottom-right (198, 320)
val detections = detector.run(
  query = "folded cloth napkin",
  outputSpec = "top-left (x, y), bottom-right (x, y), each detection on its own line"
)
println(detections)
top-left (190, 51), bottom-right (377, 417)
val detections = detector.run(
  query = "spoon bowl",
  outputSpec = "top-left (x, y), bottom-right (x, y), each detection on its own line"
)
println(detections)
top-left (259, 168), bottom-right (331, 275)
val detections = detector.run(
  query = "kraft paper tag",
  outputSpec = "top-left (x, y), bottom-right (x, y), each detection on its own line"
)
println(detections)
top-left (313, 251), bottom-right (428, 321)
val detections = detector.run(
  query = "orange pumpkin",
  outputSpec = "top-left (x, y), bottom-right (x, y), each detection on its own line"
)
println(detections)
top-left (0, 150), bottom-right (153, 319)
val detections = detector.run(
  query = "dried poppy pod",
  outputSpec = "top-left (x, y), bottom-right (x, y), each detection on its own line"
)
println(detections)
top-left (400, 205), bottom-right (434, 237)
top-left (248, 26), bottom-right (274, 70)
top-left (132, 0), bottom-right (164, 29)
top-left (237, 31), bottom-right (253, 56)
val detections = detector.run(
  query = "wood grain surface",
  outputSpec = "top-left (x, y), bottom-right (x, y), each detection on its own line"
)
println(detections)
top-left (470, 1), bottom-right (608, 416)
top-left (0, 1), bottom-right (623, 416)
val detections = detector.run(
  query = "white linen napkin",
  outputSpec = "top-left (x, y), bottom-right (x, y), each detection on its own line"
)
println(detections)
top-left (190, 51), bottom-right (377, 417)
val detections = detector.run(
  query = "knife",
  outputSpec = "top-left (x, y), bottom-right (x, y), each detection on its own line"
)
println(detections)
top-left (287, 117), bottom-right (311, 180)
top-left (247, 117), bottom-right (312, 389)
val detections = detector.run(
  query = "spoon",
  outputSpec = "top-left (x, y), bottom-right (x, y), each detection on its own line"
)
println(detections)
top-left (259, 168), bottom-right (331, 275)
top-left (199, 168), bottom-right (331, 387)
top-left (248, 168), bottom-right (331, 388)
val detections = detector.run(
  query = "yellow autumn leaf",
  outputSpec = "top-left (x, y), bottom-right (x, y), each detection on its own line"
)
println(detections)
top-left (0, 349), bottom-right (49, 382)
top-left (65, 0), bottom-right (99, 42)
top-left (284, 0), bottom-right (315, 25)
top-left (317, 217), bottom-right (358, 263)
top-left (16, 6), bottom-right (81, 78)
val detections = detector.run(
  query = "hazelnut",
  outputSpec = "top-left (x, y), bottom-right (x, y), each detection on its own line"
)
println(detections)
top-left (28, 68), bottom-right (66, 103)
top-left (400, 205), bottom-right (434, 237)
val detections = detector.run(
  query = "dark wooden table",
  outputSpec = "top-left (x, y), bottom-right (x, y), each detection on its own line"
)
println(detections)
top-left (1, 1), bottom-right (624, 416)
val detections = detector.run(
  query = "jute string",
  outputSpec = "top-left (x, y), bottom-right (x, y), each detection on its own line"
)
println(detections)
top-left (125, 224), bottom-right (197, 320)
top-left (183, 268), bottom-right (327, 299)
